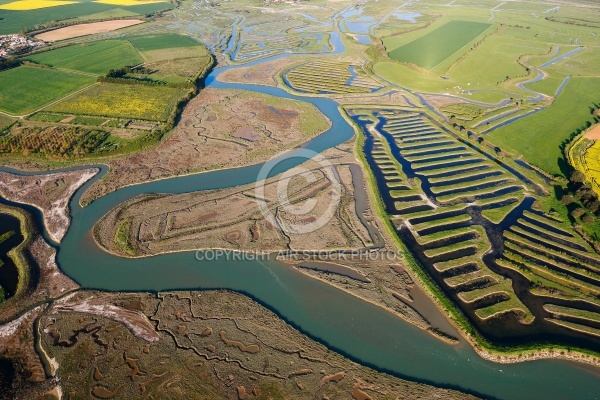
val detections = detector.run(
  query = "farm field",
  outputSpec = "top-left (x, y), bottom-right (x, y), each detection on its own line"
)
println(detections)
top-left (127, 33), bottom-right (211, 68)
top-left (62, 7), bottom-right (140, 22)
top-left (48, 83), bottom-right (188, 121)
top-left (34, 18), bottom-right (144, 41)
top-left (0, 0), bottom-right (170, 34)
top-left (0, 30), bottom-right (211, 161)
top-left (385, 20), bottom-right (491, 70)
top-left (568, 132), bottom-right (600, 197)
top-left (448, 29), bottom-right (548, 90)
top-left (127, 33), bottom-right (200, 51)
top-left (487, 78), bottom-right (600, 176)
top-left (372, 61), bottom-right (510, 104)
top-left (26, 40), bottom-right (142, 74)
top-left (0, 0), bottom-right (76, 10)
top-left (0, 66), bottom-right (94, 115)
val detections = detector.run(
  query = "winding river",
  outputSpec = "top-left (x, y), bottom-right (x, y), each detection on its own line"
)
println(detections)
top-left (2, 31), bottom-right (600, 400)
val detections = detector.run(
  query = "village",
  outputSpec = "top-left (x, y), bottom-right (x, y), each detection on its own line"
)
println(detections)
top-left (0, 34), bottom-right (43, 58)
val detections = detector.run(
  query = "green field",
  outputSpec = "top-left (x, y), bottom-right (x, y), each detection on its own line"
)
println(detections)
top-left (373, 61), bottom-right (508, 103)
top-left (48, 83), bottom-right (188, 121)
top-left (128, 33), bottom-right (200, 51)
top-left (545, 47), bottom-right (600, 77)
top-left (385, 20), bottom-right (491, 70)
top-left (64, 7), bottom-right (140, 22)
top-left (27, 40), bottom-right (142, 75)
top-left (487, 77), bottom-right (600, 176)
top-left (525, 73), bottom-right (568, 97)
top-left (0, 66), bottom-right (94, 115)
top-left (0, 1), bottom-right (170, 34)
top-left (448, 29), bottom-right (547, 89)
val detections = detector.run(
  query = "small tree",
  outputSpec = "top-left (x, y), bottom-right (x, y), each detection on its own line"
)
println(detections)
top-left (582, 214), bottom-right (594, 225)
top-left (571, 170), bottom-right (586, 183)
top-left (588, 200), bottom-right (600, 214)
top-left (571, 207), bottom-right (586, 219)
top-left (560, 194), bottom-right (575, 205)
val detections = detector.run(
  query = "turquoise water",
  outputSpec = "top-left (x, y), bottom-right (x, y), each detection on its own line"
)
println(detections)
top-left (2, 30), bottom-right (600, 400)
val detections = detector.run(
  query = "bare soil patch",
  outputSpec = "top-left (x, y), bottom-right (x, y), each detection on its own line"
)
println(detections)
top-left (35, 19), bottom-right (144, 42)
top-left (584, 124), bottom-right (600, 140)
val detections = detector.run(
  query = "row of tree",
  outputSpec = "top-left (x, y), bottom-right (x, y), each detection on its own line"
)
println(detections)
top-left (0, 126), bottom-right (110, 158)
top-left (102, 66), bottom-right (195, 89)
top-left (0, 57), bottom-right (21, 72)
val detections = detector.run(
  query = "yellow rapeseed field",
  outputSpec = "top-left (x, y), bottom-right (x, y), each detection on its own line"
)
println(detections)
top-left (48, 83), bottom-right (187, 122)
top-left (569, 135), bottom-right (600, 197)
top-left (0, 0), bottom-right (76, 10)
top-left (582, 142), bottom-right (600, 196)
top-left (93, 0), bottom-right (164, 5)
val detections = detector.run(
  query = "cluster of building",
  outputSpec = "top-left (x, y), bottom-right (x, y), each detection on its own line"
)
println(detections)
top-left (263, 0), bottom-right (306, 4)
top-left (0, 34), bottom-right (44, 58)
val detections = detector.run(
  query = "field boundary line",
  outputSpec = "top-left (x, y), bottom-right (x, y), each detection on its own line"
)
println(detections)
top-left (0, 110), bottom-right (21, 118)
top-left (430, 23), bottom-right (497, 72)
top-left (2, 82), bottom-right (99, 119)
top-left (126, 39), bottom-right (149, 63)
top-left (52, 67), bottom-right (98, 78)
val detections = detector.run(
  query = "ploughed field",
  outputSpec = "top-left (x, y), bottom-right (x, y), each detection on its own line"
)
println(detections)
top-left (351, 108), bottom-right (600, 345)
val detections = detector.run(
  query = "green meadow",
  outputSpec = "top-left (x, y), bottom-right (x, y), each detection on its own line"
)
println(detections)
top-left (487, 77), bottom-right (600, 176)
top-left (27, 40), bottom-right (142, 75)
top-left (0, 66), bottom-right (94, 115)
top-left (128, 33), bottom-right (200, 52)
top-left (385, 20), bottom-right (491, 70)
